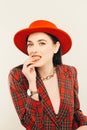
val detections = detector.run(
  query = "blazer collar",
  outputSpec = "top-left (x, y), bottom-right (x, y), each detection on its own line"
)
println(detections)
top-left (36, 65), bottom-right (69, 127)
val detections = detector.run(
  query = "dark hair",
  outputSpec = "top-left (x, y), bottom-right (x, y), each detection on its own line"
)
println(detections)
top-left (26, 33), bottom-right (62, 66)
top-left (46, 33), bottom-right (62, 66)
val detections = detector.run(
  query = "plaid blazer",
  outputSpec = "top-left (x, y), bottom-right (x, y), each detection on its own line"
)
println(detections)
top-left (8, 64), bottom-right (87, 130)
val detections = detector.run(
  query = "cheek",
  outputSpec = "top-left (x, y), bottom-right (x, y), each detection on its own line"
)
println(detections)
top-left (42, 48), bottom-right (54, 60)
top-left (27, 47), bottom-right (32, 55)
top-left (42, 46), bottom-right (54, 54)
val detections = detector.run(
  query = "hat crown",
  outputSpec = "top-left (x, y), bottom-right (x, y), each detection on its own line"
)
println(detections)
top-left (29, 20), bottom-right (57, 29)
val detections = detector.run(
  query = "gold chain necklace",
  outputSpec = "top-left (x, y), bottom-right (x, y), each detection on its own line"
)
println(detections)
top-left (41, 68), bottom-right (56, 81)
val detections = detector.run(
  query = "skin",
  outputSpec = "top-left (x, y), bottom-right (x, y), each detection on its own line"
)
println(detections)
top-left (22, 32), bottom-right (60, 110)
top-left (22, 32), bottom-right (60, 84)
top-left (77, 126), bottom-right (87, 130)
top-left (22, 32), bottom-right (87, 129)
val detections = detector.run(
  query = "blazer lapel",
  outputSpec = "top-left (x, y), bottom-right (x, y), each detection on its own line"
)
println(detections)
top-left (36, 65), bottom-right (70, 127)
top-left (36, 73), bottom-right (59, 127)
top-left (56, 65), bottom-right (71, 126)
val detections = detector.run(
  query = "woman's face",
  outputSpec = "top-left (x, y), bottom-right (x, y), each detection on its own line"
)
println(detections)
top-left (27, 32), bottom-right (59, 67)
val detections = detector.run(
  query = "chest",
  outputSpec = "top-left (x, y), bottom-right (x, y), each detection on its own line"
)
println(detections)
top-left (43, 74), bottom-right (60, 114)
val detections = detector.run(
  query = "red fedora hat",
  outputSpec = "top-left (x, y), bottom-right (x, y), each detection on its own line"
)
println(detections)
top-left (14, 20), bottom-right (72, 55)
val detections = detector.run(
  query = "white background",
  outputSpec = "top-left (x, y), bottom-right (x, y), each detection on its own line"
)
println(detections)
top-left (0, 0), bottom-right (87, 129)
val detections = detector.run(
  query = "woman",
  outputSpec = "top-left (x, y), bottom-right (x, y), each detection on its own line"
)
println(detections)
top-left (8, 20), bottom-right (87, 130)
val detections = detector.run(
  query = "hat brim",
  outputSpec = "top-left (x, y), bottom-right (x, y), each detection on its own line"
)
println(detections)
top-left (14, 27), bottom-right (72, 55)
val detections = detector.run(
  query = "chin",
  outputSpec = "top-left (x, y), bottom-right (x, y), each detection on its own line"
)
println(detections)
top-left (34, 62), bottom-right (44, 68)
top-left (34, 63), bottom-right (42, 67)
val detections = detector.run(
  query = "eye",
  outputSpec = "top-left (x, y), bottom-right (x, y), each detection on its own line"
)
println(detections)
top-left (27, 43), bottom-right (33, 47)
top-left (39, 42), bottom-right (46, 46)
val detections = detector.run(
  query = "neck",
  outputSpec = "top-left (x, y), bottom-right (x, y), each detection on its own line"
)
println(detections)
top-left (37, 63), bottom-right (54, 79)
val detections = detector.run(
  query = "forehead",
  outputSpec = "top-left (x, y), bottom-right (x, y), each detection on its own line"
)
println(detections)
top-left (27, 32), bottom-right (52, 40)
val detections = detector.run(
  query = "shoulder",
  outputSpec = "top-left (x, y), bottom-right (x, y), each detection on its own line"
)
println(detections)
top-left (8, 65), bottom-right (28, 90)
top-left (58, 64), bottom-right (77, 72)
top-left (56, 64), bottom-right (77, 78)
top-left (8, 64), bottom-right (24, 80)
top-left (9, 64), bottom-right (23, 73)
top-left (57, 64), bottom-right (77, 71)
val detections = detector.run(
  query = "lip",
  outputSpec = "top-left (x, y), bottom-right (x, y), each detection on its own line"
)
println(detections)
top-left (31, 55), bottom-right (42, 63)
top-left (32, 55), bottom-right (41, 58)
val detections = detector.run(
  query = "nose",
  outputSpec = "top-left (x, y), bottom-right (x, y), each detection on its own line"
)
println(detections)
top-left (33, 45), bottom-right (37, 51)
top-left (28, 44), bottom-right (39, 55)
top-left (32, 44), bottom-right (39, 52)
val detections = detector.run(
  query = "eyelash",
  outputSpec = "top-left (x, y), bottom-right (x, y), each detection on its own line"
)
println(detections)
top-left (27, 43), bottom-right (33, 47)
top-left (27, 42), bottom-right (46, 47)
top-left (39, 42), bottom-right (46, 45)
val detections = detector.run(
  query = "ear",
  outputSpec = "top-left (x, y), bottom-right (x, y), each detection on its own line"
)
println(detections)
top-left (54, 41), bottom-right (60, 54)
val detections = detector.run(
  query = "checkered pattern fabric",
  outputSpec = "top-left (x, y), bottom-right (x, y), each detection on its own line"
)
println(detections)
top-left (8, 64), bottom-right (87, 130)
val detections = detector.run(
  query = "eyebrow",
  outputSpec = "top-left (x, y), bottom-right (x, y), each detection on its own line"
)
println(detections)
top-left (27, 39), bottom-right (47, 43)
